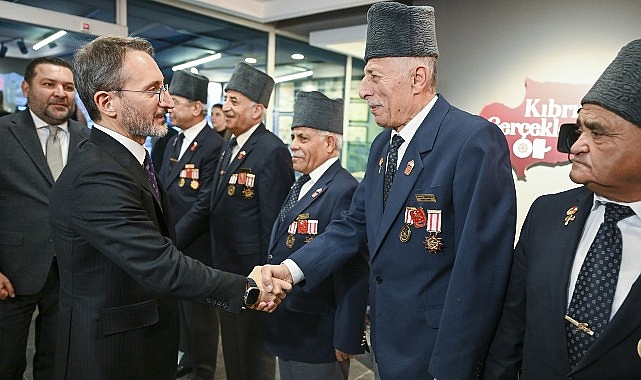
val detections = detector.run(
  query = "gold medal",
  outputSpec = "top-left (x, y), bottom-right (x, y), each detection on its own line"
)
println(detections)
top-left (190, 179), bottom-right (199, 190)
top-left (178, 178), bottom-right (185, 187)
top-left (286, 234), bottom-right (295, 248)
top-left (399, 224), bottom-right (411, 243)
top-left (423, 232), bottom-right (443, 253)
top-left (242, 187), bottom-right (254, 199)
top-left (227, 184), bottom-right (236, 196)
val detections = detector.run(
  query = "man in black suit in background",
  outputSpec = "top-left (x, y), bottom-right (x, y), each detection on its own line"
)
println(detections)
top-left (159, 70), bottom-right (224, 380)
top-left (176, 62), bottom-right (294, 380)
top-left (0, 56), bottom-right (89, 379)
top-left (49, 36), bottom-right (288, 380)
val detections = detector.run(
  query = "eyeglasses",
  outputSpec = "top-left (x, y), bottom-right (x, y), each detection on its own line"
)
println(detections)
top-left (112, 83), bottom-right (169, 103)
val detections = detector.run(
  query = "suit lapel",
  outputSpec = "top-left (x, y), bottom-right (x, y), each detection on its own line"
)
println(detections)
top-left (270, 161), bottom-right (341, 252)
top-left (9, 111), bottom-right (55, 184)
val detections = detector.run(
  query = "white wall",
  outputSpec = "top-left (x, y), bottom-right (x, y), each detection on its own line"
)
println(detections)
top-left (430, 0), bottom-right (641, 233)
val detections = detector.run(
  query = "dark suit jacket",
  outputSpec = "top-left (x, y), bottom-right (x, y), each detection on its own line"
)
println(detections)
top-left (0, 110), bottom-right (88, 295)
top-left (288, 96), bottom-right (517, 379)
top-left (49, 127), bottom-right (246, 380)
top-left (177, 123), bottom-right (294, 276)
top-left (158, 124), bottom-right (223, 265)
top-left (262, 160), bottom-right (369, 363)
top-left (483, 186), bottom-right (641, 379)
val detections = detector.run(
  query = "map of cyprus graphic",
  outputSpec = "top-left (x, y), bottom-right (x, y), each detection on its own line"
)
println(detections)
top-left (479, 79), bottom-right (591, 180)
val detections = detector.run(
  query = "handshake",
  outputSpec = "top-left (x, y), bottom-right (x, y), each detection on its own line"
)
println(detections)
top-left (246, 264), bottom-right (294, 313)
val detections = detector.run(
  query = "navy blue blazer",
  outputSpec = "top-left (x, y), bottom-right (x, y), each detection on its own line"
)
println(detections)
top-left (176, 123), bottom-right (294, 276)
top-left (49, 128), bottom-right (246, 379)
top-left (288, 96), bottom-right (516, 379)
top-left (158, 125), bottom-right (223, 266)
top-left (262, 160), bottom-right (369, 363)
top-left (484, 186), bottom-right (641, 379)
top-left (0, 110), bottom-right (88, 295)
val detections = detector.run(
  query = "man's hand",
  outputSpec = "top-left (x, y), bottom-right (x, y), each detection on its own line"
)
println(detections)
top-left (335, 348), bottom-right (355, 362)
top-left (0, 272), bottom-right (15, 300)
top-left (247, 266), bottom-right (292, 313)
top-left (260, 264), bottom-right (293, 293)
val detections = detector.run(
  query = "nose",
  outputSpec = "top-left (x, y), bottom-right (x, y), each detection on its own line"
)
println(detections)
top-left (160, 90), bottom-right (174, 109)
top-left (358, 77), bottom-right (371, 100)
top-left (52, 83), bottom-right (66, 97)
top-left (569, 131), bottom-right (588, 156)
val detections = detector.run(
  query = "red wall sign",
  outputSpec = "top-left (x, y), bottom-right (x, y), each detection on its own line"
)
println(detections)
top-left (480, 79), bottom-right (591, 180)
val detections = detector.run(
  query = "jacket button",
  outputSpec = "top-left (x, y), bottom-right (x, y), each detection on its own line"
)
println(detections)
top-left (375, 276), bottom-right (382, 284)
top-left (268, 254), bottom-right (273, 260)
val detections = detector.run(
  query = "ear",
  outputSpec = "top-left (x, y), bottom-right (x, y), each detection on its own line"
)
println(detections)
top-left (192, 101), bottom-right (203, 117)
top-left (324, 134), bottom-right (336, 153)
top-left (411, 66), bottom-right (429, 95)
top-left (252, 103), bottom-right (265, 120)
top-left (94, 91), bottom-right (117, 118)
top-left (21, 80), bottom-right (29, 97)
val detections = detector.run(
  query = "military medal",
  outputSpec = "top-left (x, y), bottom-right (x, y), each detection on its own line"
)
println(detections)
top-left (423, 210), bottom-right (443, 253)
top-left (305, 220), bottom-right (318, 243)
top-left (404, 160), bottom-right (414, 175)
top-left (178, 178), bottom-right (185, 187)
top-left (410, 207), bottom-right (427, 228)
top-left (564, 205), bottom-right (578, 226)
top-left (399, 207), bottom-right (415, 243)
top-left (227, 174), bottom-right (238, 196)
top-left (190, 180), bottom-right (199, 190)
top-left (286, 221), bottom-right (297, 248)
top-left (243, 173), bottom-right (255, 199)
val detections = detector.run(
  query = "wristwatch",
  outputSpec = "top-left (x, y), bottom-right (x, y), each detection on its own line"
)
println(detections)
top-left (243, 277), bottom-right (260, 308)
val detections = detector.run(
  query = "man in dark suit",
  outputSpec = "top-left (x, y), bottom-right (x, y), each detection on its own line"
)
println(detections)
top-left (176, 62), bottom-right (294, 380)
top-left (483, 39), bottom-right (641, 379)
top-left (48, 36), bottom-right (288, 380)
top-left (0, 56), bottom-right (89, 379)
top-left (159, 70), bottom-right (224, 380)
top-left (261, 3), bottom-right (517, 379)
top-left (262, 91), bottom-right (369, 380)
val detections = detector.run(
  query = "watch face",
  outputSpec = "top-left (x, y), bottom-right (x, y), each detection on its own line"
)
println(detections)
top-left (246, 287), bottom-right (260, 306)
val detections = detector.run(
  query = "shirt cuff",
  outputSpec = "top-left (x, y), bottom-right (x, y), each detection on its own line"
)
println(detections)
top-left (282, 259), bottom-right (304, 284)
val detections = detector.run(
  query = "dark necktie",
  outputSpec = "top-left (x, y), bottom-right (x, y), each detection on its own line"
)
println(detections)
top-left (383, 134), bottom-right (404, 207)
top-left (143, 151), bottom-right (161, 204)
top-left (224, 137), bottom-right (238, 168)
top-left (566, 202), bottom-right (635, 367)
top-left (278, 174), bottom-right (311, 224)
top-left (168, 133), bottom-right (184, 171)
top-left (46, 125), bottom-right (63, 180)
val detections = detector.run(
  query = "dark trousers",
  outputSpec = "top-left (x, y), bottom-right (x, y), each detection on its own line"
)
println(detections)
top-left (219, 309), bottom-right (275, 380)
top-left (0, 260), bottom-right (58, 380)
top-left (178, 299), bottom-right (220, 379)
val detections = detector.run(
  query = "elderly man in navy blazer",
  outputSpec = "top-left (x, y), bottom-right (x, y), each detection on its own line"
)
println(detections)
top-left (262, 91), bottom-right (369, 380)
top-left (261, 2), bottom-right (517, 379)
top-left (159, 70), bottom-right (224, 380)
top-left (484, 39), bottom-right (641, 380)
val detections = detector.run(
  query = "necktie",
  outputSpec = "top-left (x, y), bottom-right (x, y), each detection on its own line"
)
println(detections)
top-left (143, 151), bottom-right (162, 204)
top-left (168, 133), bottom-right (184, 170)
top-left (278, 174), bottom-right (311, 223)
top-left (383, 134), bottom-right (404, 207)
top-left (566, 203), bottom-right (635, 367)
top-left (46, 126), bottom-right (63, 180)
top-left (224, 137), bottom-right (238, 168)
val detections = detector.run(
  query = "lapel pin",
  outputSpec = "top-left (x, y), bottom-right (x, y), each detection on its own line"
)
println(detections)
top-left (237, 151), bottom-right (246, 160)
top-left (378, 157), bottom-right (384, 174)
top-left (564, 205), bottom-right (578, 226)
top-left (312, 188), bottom-right (323, 198)
top-left (190, 141), bottom-right (198, 151)
top-left (404, 160), bottom-right (414, 175)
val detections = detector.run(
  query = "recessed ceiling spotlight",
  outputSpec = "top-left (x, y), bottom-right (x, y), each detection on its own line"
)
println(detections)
top-left (291, 53), bottom-right (304, 60)
top-left (244, 57), bottom-right (257, 64)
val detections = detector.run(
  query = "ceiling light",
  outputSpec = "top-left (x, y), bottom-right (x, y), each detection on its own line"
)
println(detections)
top-left (291, 53), bottom-right (304, 60)
top-left (33, 30), bottom-right (67, 51)
top-left (244, 57), bottom-right (257, 64)
top-left (190, 67), bottom-right (199, 74)
top-left (17, 39), bottom-right (28, 54)
top-left (172, 53), bottom-right (221, 71)
top-left (0, 44), bottom-right (6, 58)
top-left (274, 70), bottom-right (313, 84)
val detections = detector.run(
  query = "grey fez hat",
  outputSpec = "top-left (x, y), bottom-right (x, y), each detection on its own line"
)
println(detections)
top-left (291, 91), bottom-right (344, 134)
top-left (225, 62), bottom-right (274, 107)
top-left (169, 70), bottom-right (209, 103)
top-left (582, 39), bottom-right (641, 128)
top-left (364, 1), bottom-right (439, 61)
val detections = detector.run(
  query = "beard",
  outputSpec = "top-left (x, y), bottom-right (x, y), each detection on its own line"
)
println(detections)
top-left (121, 97), bottom-right (167, 138)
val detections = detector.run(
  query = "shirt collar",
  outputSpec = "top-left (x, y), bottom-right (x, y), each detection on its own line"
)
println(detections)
top-left (391, 95), bottom-right (438, 144)
top-left (181, 119), bottom-right (207, 143)
top-left (307, 156), bottom-right (339, 183)
top-left (232, 123), bottom-right (260, 149)
top-left (92, 124), bottom-right (148, 165)
top-left (30, 109), bottom-right (69, 132)
top-left (592, 194), bottom-right (641, 219)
